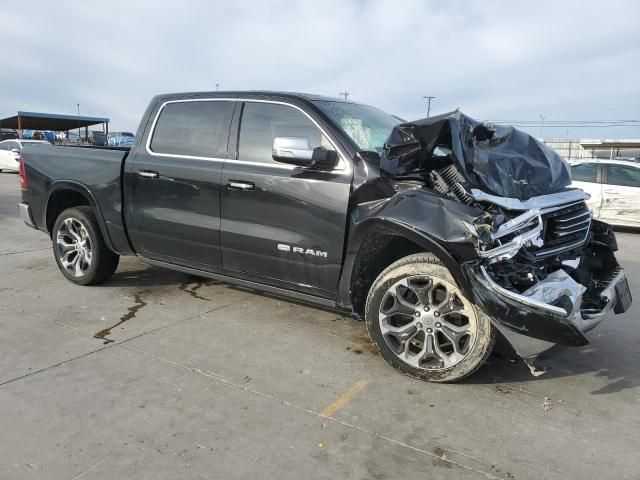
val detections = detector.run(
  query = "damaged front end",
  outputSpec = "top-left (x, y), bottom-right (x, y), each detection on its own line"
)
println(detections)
top-left (379, 111), bottom-right (633, 371)
top-left (463, 191), bottom-right (631, 371)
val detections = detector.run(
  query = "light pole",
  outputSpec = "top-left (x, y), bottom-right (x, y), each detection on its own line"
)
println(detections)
top-left (423, 95), bottom-right (435, 118)
top-left (539, 114), bottom-right (546, 139)
top-left (216, 83), bottom-right (219, 92)
top-left (77, 103), bottom-right (81, 143)
top-left (339, 91), bottom-right (350, 102)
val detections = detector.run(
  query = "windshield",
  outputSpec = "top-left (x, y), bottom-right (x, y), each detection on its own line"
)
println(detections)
top-left (313, 101), bottom-right (400, 153)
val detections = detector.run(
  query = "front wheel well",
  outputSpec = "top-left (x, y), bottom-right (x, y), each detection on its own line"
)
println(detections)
top-left (46, 189), bottom-right (92, 234)
top-left (349, 233), bottom-right (426, 316)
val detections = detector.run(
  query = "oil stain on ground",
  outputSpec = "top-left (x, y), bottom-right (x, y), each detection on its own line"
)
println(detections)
top-left (93, 293), bottom-right (147, 344)
top-left (347, 329), bottom-right (378, 355)
top-left (179, 279), bottom-right (212, 302)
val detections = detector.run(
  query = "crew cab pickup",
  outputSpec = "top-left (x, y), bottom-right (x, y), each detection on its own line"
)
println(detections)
top-left (18, 91), bottom-right (632, 382)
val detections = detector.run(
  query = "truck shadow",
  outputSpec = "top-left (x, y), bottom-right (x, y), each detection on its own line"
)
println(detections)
top-left (99, 265), bottom-right (199, 288)
top-left (463, 335), bottom-right (639, 395)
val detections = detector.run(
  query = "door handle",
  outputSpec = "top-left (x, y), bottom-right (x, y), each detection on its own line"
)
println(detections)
top-left (138, 170), bottom-right (159, 179)
top-left (227, 180), bottom-right (255, 191)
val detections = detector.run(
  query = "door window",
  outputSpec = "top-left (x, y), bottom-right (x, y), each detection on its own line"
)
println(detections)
top-left (238, 102), bottom-right (331, 164)
top-left (605, 164), bottom-right (640, 188)
top-left (0, 142), bottom-right (8, 151)
top-left (149, 101), bottom-right (234, 158)
top-left (570, 163), bottom-right (598, 183)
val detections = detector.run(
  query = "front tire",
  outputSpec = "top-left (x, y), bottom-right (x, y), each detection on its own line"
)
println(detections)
top-left (365, 253), bottom-right (495, 382)
top-left (52, 206), bottom-right (119, 285)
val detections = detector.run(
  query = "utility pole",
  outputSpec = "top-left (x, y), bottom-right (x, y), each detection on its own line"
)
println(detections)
top-left (339, 91), bottom-right (350, 102)
top-left (423, 95), bottom-right (435, 118)
top-left (216, 83), bottom-right (219, 92)
top-left (77, 103), bottom-right (81, 143)
top-left (539, 114), bottom-right (546, 139)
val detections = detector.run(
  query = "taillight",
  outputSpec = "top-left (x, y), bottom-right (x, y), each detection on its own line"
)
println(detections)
top-left (18, 154), bottom-right (27, 189)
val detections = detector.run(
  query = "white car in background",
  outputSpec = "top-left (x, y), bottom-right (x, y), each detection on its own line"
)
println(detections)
top-left (0, 139), bottom-right (49, 172)
top-left (570, 159), bottom-right (640, 227)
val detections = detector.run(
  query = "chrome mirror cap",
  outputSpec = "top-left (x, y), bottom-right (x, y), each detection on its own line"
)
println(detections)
top-left (272, 136), bottom-right (313, 161)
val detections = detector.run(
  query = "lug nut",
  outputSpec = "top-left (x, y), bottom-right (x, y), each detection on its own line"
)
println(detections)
top-left (416, 323), bottom-right (422, 329)
top-left (423, 306), bottom-right (430, 312)
top-left (435, 322), bottom-right (442, 328)
top-left (414, 311), bottom-right (421, 317)
top-left (434, 311), bottom-right (440, 317)
top-left (426, 328), bottom-right (433, 333)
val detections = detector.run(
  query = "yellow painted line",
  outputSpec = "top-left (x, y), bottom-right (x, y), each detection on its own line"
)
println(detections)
top-left (320, 379), bottom-right (370, 418)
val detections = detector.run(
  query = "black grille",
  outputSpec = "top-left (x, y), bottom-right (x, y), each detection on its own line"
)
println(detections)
top-left (535, 201), bottom-right (591, 258)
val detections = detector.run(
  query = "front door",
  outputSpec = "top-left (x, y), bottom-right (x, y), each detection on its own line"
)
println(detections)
top-left (570, 162), bottom-right (602, 217)
top-left (220, 101), bottom-right (352, 297)
top-left (600, 163), bottom-right (640, 226)
top-left (127, 99), bottom-right (236, 270)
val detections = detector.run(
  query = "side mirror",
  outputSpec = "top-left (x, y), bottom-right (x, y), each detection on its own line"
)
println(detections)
top-left (10, 148), bottom-right (20, 154)
top-left (272, 137), bottom-right (337, 169)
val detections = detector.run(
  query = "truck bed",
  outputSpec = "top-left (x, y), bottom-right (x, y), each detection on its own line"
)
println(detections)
top-left (21, 143), bottom-right (131, 253)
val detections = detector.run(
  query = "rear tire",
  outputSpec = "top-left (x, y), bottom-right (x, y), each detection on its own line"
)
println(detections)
top-left (52, 206), bottom-right (119, 285)
top-left (365, 253), bottom-right (495, 382)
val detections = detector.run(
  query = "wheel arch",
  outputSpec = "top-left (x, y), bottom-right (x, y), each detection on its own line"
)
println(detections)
top-left (337, 218), bottom-right (471, 316)
top-left (45, 181), bottom-right (116, 252)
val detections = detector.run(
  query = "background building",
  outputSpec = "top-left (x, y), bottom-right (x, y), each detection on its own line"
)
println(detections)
top-left (543, 139), bottom-right (640, 162)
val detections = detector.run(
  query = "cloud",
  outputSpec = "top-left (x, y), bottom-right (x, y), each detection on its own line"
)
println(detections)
top-left (1, 0), bottom-right (638, 138)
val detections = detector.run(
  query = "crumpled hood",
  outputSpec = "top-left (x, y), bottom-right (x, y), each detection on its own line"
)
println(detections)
top-left (380, 110), bottom-right (572, 200)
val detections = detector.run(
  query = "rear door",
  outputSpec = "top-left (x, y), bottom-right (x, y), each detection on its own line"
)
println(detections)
top-left (570, 162), bottom-right (602, 217)
top-left (220, 100), bottom-right (352, 297)
top-left (127, 99), bottom-right (236, 270)
top-left (600, 163), bottom-right (640, 226)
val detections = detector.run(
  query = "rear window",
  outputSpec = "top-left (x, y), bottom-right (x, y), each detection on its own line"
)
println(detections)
top-left (150, 101), bottom-right (234, 158)
top-left (571, 163), bottom-right (598, 183)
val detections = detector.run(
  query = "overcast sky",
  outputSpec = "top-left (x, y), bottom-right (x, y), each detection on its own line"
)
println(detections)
top-left (2, 0), bottom-right (639, 138)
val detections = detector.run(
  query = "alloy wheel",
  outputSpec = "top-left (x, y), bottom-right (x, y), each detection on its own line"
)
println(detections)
top-left (378, 275), bottom-right (477, 370)
top-left (56, 218), bottom-right (93, 277)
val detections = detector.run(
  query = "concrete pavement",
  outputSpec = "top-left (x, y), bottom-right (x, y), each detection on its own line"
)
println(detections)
top-left (0, 173), bottom-right (638, 479)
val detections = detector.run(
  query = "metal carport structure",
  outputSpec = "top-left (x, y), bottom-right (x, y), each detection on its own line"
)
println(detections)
top-left (0, 111), bottom-right (110, 140)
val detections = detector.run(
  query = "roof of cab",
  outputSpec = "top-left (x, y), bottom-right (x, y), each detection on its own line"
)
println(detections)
top-left (154, 90), bottom-right (353, 104)
top-left (570, 159), bottom-right (640, 168)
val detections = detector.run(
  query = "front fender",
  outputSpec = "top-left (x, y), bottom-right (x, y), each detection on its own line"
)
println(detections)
top-left (337, 188), bottom-right (482, 308)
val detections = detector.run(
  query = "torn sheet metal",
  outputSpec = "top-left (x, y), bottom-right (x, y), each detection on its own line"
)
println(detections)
top-left (380, 111), bottom-right (572, 200)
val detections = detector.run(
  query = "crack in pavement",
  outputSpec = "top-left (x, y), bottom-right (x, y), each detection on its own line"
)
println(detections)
top-left (0, 247), bottom-right (50, 256)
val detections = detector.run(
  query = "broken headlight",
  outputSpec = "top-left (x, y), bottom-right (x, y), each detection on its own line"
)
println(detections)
top-left (465, 209), bottom-right (544, 263)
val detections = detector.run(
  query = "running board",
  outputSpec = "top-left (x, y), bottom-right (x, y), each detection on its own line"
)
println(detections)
top-left (140, 256), bottom-right (338, 309)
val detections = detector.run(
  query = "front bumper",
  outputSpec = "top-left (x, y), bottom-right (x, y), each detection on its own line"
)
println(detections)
top-left (465, 241), bottom-right (632, 365)
top-left (479, 265), bottom-right (631, 335)
top-left (18, 202), bottom-right (36, 229)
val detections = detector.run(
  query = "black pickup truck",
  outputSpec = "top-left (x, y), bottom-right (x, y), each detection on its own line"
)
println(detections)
top-left (18, 91), bottom-right (632, 382)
